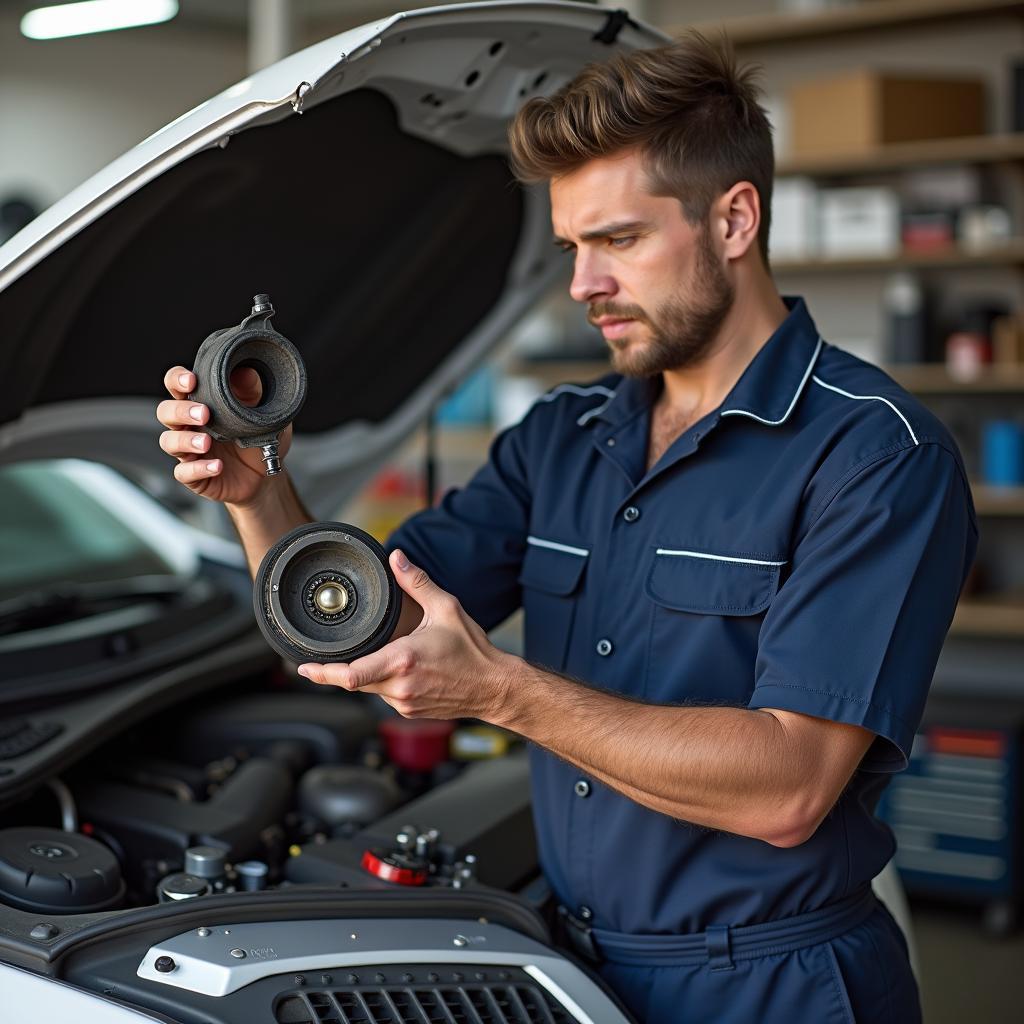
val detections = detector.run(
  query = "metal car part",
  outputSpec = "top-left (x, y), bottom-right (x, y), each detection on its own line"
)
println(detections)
top-left (135, 916), bottom-right (631, 1022)
top-left (254, 522), bottom-right (401, 664)
top-left (185, 846), bottom-right (229, 880)
top-left (158, 873), bottom-right (212, 903)
top-left (189, 294), bottom-right (307, 475)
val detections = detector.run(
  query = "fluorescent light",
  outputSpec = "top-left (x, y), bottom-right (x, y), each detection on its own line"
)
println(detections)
top-left (21, 0), bottom-right (178, 40)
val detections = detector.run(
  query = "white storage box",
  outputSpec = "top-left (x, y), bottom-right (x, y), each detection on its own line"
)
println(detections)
top-left (770, 177), bottom-right (819, 260)
top-left (819, 187), bottom-right (900, 257)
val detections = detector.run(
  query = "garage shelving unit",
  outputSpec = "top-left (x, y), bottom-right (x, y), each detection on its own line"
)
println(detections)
top-left (348, 1), bottom-right (1024, 646)
top-left (684, 0), bottom-right (1024, 47)
top-left (691, 0), bottom-right (1024, 647)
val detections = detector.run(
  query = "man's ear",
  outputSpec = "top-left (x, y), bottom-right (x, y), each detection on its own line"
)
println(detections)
top-left (716, 181), bottom-right (761, 260)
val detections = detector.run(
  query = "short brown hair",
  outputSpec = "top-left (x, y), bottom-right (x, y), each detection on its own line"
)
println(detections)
top-left (508, 31), bottom-right (774, 265)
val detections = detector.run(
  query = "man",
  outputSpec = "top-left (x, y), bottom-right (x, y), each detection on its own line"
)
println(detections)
top-left (158, 33), bottom-right (976, 1023)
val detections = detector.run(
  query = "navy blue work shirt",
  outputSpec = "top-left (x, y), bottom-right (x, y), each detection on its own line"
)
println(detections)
top-left (389, 296), bottom-right (978, 935)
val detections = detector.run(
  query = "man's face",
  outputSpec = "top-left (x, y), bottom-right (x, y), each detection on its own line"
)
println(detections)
top-left (550, 149), bottom-right (734, 377)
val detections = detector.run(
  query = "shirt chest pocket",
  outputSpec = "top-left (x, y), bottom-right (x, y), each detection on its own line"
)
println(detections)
top-left (518, 538), bottom-right (588, 672)
top-left (644, 548), bottom-right (784, 701)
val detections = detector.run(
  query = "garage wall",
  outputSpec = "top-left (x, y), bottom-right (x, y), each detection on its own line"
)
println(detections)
top-left (0, 12), bottom-right (246, 207)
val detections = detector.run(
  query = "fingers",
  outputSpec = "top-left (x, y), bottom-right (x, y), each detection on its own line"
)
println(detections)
top-left (156, 398), bottom-right (208, 429)
top-left (390, 550), bottom-right (454, 613)
top-left (299, 641), bottom-right (415, 690)
top-left (164, 366), bottom-right (261, 407)
top-left (164, 366), bottom-right (195, 400)
top-left (160, 367), bottom-right (216, 485)
top-left (296, 663), bottom-right (352, 687)
top-left (159, 429), bottom-right (211, 457)
top-left (173, 458), bottom-right (222, 486)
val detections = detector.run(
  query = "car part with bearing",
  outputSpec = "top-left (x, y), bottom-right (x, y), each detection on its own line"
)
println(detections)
top-left (254, 522), bottom-right (401, 664)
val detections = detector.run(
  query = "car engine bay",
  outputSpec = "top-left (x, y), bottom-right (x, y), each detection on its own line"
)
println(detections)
top-left (0, 660), bottom-right (629, 1023)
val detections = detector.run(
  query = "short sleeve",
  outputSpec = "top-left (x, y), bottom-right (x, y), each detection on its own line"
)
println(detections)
top-left (749, 442), bottom-right (977, 772)
top-left (386, 422), bottom-right (532, 631)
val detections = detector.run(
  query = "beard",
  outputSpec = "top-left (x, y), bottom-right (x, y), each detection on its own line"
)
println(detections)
top-left (588, 229), bottom-right (734, 378)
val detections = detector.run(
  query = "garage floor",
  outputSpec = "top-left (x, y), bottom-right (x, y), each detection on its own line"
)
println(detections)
top-left (914, 904), bottom-right (1024, 1022)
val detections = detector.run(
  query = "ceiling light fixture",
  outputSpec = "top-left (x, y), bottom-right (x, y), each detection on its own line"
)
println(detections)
top-left (21, 0), bottom-right (179, 40)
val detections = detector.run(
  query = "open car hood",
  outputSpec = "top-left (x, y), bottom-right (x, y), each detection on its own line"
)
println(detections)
top-left (0, 1), bottom-right (664, 514)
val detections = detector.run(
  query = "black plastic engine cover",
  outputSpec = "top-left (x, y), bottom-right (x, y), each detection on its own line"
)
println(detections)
top-left (73, 756), bottom-right (292, 881)
top-left (0, 827), bottom-right (125, 913)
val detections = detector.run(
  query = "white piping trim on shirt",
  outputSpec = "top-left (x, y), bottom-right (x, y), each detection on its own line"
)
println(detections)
top-left (539, 383), bottom-right (615, 402)
top-left (536, 383), bottom-right (615, 428)
top-left (655, 548), bottom-right (787, 567)
top-left (527, 536), bottom-right (590, 557)
top-left (811, 375), bottom-right (920, 446)
top-left (720, 336), bottom-right (824, 426)
top-left (577, 400), bottom-right (613, 427)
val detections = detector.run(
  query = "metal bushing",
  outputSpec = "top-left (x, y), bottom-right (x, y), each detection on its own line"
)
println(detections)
top-left (254, 522), bottom-right (401, 664)
top-left (190, 294), bottom-right (306, 474)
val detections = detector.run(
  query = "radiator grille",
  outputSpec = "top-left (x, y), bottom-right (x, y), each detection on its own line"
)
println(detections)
top-left (273, 964), bottom-right (577, 1024)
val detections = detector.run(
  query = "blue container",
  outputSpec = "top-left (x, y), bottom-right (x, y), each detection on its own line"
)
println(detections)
top-left (435, 366), bottom-right (493, 427)
top-left (981, 420), bottom-right (1024, 486)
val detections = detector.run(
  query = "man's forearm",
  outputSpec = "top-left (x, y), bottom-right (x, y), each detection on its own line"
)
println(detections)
top-left (226, 471), bottom-right (314, 577)
top-left (494, 660), bottom-right (848, 847)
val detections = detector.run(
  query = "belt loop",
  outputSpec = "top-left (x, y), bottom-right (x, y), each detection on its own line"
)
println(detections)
top-left (706, 924), bottom-right (735, 971)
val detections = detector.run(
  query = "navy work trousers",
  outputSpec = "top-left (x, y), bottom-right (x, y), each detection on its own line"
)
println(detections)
top-left (598, 904), bottom-right (921, 1023)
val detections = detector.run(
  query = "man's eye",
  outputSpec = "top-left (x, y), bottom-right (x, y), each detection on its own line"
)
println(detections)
top-left (557, 243), bottom-right (575, 254)
top-left (610, 236), bottom-right (636, 248)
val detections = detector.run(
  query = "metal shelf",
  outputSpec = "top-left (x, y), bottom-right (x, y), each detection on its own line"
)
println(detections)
top-left (685, 0), bottom-right (1024, 49)
top-left (971, 485), bottom-right (1024, 516)
top-left (886, 364), bottom-right (1024, 392)
top-left (776, 133), bottom-right (1024, 177)
top-left (951, 596), bottom-right (1024, 637)
top-left (773, 241), bottom-right (1024, 274)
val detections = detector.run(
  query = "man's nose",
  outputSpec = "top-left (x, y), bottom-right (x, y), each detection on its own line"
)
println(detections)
top-left (569, 251), bottom-right (617, 304)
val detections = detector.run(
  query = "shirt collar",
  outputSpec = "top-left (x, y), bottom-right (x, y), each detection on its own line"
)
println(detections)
top-left (719, 296), bottom-right (823, 427)
top-left (586, 296), bottom-right (822, 430)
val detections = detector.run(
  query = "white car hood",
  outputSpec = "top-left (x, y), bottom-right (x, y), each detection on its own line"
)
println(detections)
top-left (0, 2), bottom-right (664, 514)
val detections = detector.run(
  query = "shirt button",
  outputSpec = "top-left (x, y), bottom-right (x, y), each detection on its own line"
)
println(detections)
top-left (606, 437), bottom-right (616, 447)
top-left (623, 505), bottom-right (640, 523)
top-left (596, 638), bottom-right (613, 657)
top-left (579, 905), bottom-right (593, 921)
top-left (574, 779), bottom-right (591, 798)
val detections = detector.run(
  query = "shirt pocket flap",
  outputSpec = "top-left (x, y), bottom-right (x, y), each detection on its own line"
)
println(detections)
top-left (518, 540), bottom-right (588, 596)
top-left (646, 550), bottom-right (782, 616)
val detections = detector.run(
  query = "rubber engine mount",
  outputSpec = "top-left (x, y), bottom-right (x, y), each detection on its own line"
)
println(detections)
top-left (190, 293), bottom-right (306, 474)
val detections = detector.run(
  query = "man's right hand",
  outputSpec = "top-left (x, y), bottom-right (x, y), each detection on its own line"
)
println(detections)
top-left (157, 365), bottom-right (293, 508)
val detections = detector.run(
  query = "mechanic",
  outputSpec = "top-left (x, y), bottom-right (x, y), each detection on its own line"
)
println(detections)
top-left (157, 33), bottom-right (977, 1024)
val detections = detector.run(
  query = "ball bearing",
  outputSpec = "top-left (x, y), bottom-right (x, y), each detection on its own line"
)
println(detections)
top-left (303, 572), bottom-right (357, 624)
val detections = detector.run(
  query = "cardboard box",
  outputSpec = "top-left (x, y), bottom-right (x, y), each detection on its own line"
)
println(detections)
top-left (993, 314), bottom-right (1024, 366)
top-left (788, 71), bottom-right (986, 159)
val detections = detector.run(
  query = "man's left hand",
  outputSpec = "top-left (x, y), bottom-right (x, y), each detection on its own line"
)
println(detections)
top-left (297, 549), bottom-right (515, 722)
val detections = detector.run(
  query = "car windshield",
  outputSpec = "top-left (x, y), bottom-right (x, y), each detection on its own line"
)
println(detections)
top-left (0, 459), bottom-right (189, 603)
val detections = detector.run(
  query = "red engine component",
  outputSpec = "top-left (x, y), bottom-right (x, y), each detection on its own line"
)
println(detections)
top-left (379, 718), bottom-right (455, 773)
top-left (361, 848), bottom-right (428, 886)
